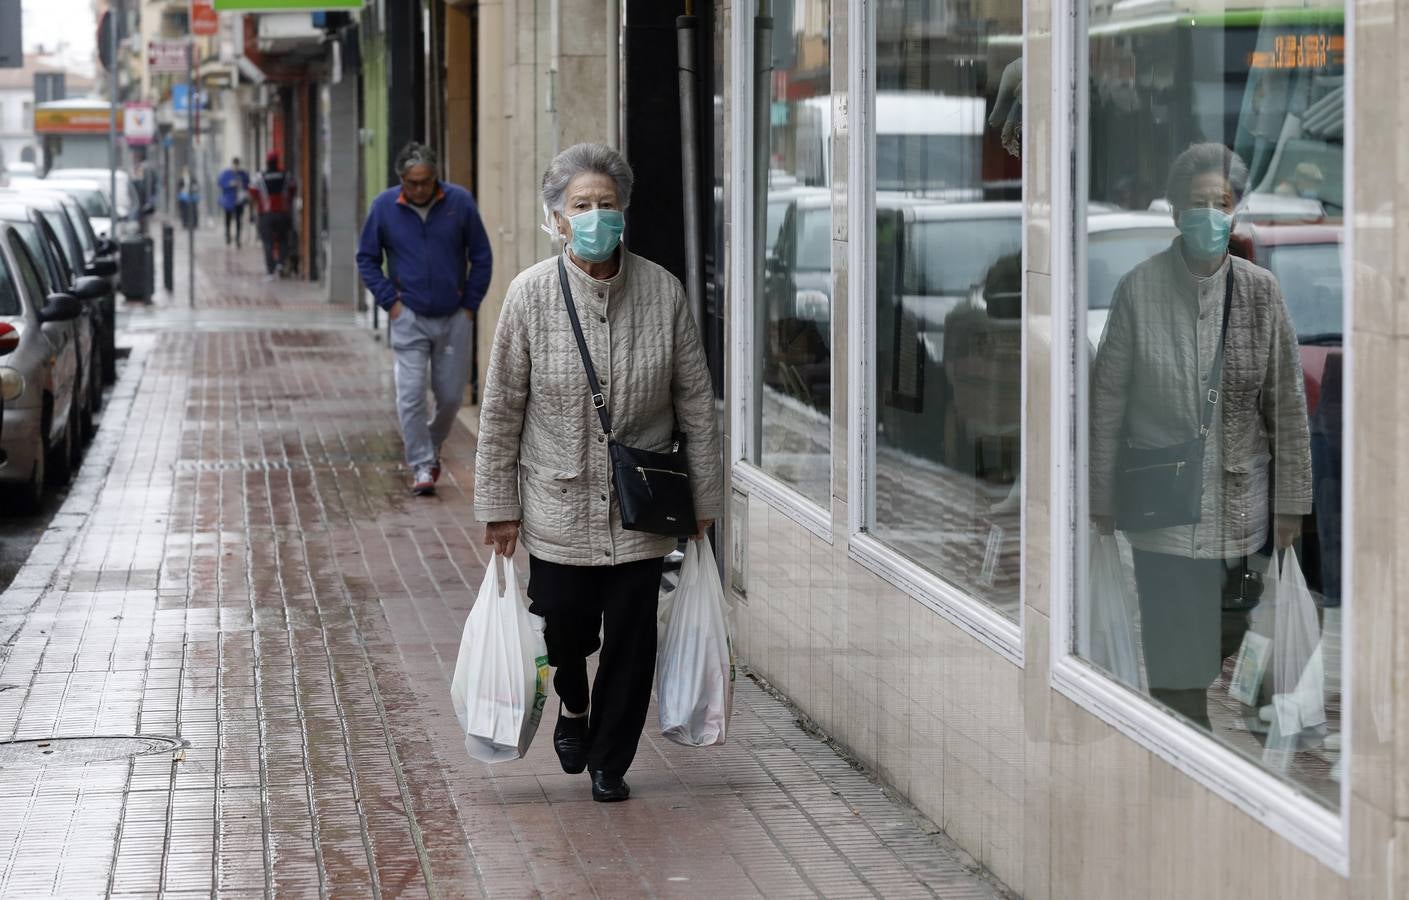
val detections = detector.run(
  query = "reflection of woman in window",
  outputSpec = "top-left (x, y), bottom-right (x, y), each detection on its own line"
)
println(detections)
top-left (1089, 143), bottom-right (1312, 729)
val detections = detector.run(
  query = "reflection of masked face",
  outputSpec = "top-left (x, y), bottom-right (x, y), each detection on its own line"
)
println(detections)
top-left (1177, 208), bottom-right (1233, 261)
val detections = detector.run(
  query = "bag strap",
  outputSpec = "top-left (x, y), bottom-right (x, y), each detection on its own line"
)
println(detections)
top-left (557, 256), bottom-right (614, 438)
top-left (1199, 265), bottom-right (1236, 439)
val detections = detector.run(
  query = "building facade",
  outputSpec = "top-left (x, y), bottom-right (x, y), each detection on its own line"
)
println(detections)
top-left (715, 0), bottom-right (1388, 896)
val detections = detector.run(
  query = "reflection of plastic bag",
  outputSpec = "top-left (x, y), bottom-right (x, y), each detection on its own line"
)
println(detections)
top-left (1268, 549), bottom-right (1326, 732)
top-left (450, 555), bottom-right (549, 763)
top-left (657, 536), bottom-right (735, 747)
top-left (1086, 533), bottom-right (1143, 689)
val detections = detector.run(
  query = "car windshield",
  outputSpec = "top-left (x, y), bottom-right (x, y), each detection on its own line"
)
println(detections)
top-left (66, 189), bottom-right (111, 219)
top-left (41, 210), bottom-right (80, 271)
top-left (0, 252), bottom-right (19, 316)
top-left (795, 206), bottom-right (831, 272)
top-left (64, 203), bottom-right (96, 256)
top-left (1088, 228), bottom-right (1175, 309)
top-left (1263, 242), bottom-right (1344, 340)
top-left (904, 217), bottom-right (1021, 295)
top-left (11, 223), bottom-right (51, 293)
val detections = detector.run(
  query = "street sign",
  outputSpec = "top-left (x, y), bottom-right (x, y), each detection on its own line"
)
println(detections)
top-left (190, 0), bottom-right (220, 36)
top-left (212, 0), bottom-right (360, 9)
top-left (124, 103), bottom-right (157, 145)
top-left (147, 39), bottom-right (190, 74)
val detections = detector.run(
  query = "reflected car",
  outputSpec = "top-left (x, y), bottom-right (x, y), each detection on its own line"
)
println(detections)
top-left (44, 168), bottom-right (146, 235)
top-left (1230, 221), bottom-right (1344, 601)
top-left (1086, 211), bottom-right (1180, 347)
top-left (0, 223), bottom-right (86, 512)
top-left (760, 187), bottom-right (833, 412)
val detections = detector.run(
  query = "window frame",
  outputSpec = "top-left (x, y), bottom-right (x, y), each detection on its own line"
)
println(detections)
top-left (728, 0), bottom-right (836, 543)
top-left (844, 0), bottom-right (1024, 664)
top-left (1047, 0), bottom-right (1352, 873)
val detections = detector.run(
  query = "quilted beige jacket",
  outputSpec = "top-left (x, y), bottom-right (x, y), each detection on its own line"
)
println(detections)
top-left (1090, 243), bottom-right (1312, 559)
top-left (473, 250), bottom-right (723, 566)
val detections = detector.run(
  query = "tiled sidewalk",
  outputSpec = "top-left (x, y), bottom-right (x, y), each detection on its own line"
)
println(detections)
top-left (0, 232), bottom-right (1008, 899)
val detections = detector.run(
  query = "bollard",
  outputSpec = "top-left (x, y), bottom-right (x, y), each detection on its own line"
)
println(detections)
top-left (162, 223), bottom-right (174, 292)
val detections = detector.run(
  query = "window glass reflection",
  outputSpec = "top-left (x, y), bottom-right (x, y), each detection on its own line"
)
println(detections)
top-left (752, 2), bottom-right (832, 504)
top-left (1081, 2), bottom-right (1344, 809)
top-left (867, 0), bottom-right (1023, 620)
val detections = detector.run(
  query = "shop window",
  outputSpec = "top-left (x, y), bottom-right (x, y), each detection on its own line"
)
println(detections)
top-left (748, 0), bottom-right (832, 506)
top-left (862, 0), bottom-right (1024, 622)
top-left (1078, 1), bottom-right (1345, 808)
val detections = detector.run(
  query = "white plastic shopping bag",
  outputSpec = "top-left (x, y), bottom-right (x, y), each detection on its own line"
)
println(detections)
top-left (1267, 548), bottom-right (1326, 733)
top-left (1085, 532), bottom-right (1144, 690)
top-left (450, 554), bottom-right (550, 763)
top-left (657, 536), bottom-right (735, 747)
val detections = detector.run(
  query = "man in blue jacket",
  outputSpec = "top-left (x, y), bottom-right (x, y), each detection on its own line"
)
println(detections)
top-left (357, 142), bottom-right (493, 495)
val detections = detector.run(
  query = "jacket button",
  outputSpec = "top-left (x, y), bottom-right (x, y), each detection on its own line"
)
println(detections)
top-left (603, 549), bottom-right (611, 557)
top-left (599, 315), bottom-right (606, 323)
top-left (601, 494), bottom-right (607, 501)
top-left (598, 436), bottom-right (605, 443)
top-left (561, 488), bottom-right (567, 494)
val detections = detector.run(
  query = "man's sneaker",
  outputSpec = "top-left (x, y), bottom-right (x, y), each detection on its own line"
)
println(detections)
top-left (412, 466), bottom-right (436, 496)
top-left (430, 459), bottom-right (442, 484)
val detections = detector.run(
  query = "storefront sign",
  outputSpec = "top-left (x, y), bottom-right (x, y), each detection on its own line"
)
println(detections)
top-left (147, 38), bottom-right (191, 74)
top-left (123, 102), bottom-right (156, 145)
top-left (34, 106), bottom-right (122, 135)
top-left (211, 0), bottom-right (361, 10)
top-left (190, 0), bottom-right (220, 36)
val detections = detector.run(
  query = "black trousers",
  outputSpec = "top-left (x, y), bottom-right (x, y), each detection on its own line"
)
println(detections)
top-left (258, 211), bottom-right (292, 275)
top-left (527, 555), bottom-right (664, 777)
top-left (1131, 550), bottom-right (1255, 730)
top-left (224, 205), bottom-right (245, 245)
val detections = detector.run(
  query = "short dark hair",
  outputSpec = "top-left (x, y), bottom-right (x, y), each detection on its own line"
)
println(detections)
top-left (1165, 143), bottom-right (1249, 210)
top-left (395, 142), bottom-right (438, 177)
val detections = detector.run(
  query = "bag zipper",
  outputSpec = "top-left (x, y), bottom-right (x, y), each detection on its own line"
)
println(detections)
top-left (1123, 460), bottom-right (1187, 475)
top-left (636, 466), bottom-right (688, 480)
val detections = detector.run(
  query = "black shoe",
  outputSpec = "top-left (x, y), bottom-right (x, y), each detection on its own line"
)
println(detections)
top-left (590, 770), bottom-right (630, 802)
top-left (553, 715), bottom-right (588, 774)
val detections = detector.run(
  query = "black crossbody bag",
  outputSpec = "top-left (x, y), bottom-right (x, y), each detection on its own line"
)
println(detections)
top-left (1114, 271), bottom-right (1234, 532)
top-left (558, 257), bottom-right (698, 538)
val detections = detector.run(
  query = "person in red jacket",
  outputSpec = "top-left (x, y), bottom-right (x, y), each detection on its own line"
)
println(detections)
top-left (248, 152), bottom-right (296, 280)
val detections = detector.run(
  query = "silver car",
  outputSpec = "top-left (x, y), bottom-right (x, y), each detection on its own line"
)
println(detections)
top-left (0, 223), bottom-right (85, 512)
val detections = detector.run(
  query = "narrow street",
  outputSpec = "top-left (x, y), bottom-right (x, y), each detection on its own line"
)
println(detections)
top-left (0, 231), bottom-right (1005, 899)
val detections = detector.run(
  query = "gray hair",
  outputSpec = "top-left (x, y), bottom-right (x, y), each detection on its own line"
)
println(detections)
top-left (1165, 142), bottom-right (1249, 210)
top-left (541, 143), bottom-right (634, 213)
top-left (395, 142), bottom-right (439, 177)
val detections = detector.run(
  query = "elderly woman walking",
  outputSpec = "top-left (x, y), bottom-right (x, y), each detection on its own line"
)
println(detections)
top-left (474, 143), bottom-right (722, 801)
top-left (1090, 142), bottom-right (1312, 729)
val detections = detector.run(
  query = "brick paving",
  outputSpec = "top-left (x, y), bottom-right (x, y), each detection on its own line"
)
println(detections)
top-left (0, 230), bottom-right (1009, 899)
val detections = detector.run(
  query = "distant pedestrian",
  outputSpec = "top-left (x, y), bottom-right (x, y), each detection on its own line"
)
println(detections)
top-left (249, 152), bottom-right (295, 280)
top-left (218, 157), bottom-right (251, 247)
top-left (131, 152), bottom-right (158, 234)
top-left (474, 143), bottom-right (722, 803)
top-left (357, 141), bottom-right (493, 495)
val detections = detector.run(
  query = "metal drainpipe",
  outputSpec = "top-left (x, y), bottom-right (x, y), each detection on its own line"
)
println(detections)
top-left (606, 0), bottom-right (620, 148)
top-left (677, 7), bottom-right (703, 330)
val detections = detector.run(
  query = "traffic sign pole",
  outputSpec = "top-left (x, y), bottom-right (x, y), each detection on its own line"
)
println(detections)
top-left (108, 0), bottom-right (119, 225)
top-left (187, 41), bottom-right (195, 308)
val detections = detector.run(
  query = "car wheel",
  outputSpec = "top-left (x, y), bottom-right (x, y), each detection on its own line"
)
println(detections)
top-left (89, 350), bottom-right (104, 414)
top-left (46, 402), bottom-right (74, 487)
top-left (12, 427), bottom-right (45, 515)
top-left (79, 369), bottom-right (96, 444)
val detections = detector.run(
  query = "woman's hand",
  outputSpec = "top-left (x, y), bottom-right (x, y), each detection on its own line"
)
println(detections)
top-left (691, 519), bottom-right (714, 541)
top-left (1274, 514), bottom-right (1301, 550)
top-left (484, 520), bottom-right (521, 557)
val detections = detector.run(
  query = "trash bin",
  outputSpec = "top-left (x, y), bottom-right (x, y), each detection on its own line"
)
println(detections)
top-left (119, 235), bottom-right (155, 301)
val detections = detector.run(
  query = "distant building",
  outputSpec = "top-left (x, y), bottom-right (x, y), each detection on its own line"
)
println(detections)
top-left (0, 54), bottom-right (96, 175)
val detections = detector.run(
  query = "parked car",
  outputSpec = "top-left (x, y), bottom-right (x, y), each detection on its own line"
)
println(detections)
top-left (0, 201), bottom-right (106, 433)
top-left (44, 168), bottom-right (145, 235)
top-left (1, 185), bottom-right (119, 385)
top-left (9, 176), bottom-right (118, 240)
top-left (0, 222), bottom-right (86, 511)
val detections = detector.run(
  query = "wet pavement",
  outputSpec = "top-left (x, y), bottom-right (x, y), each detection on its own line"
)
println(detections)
top-left (0, 228), bottom-right (1008, 899)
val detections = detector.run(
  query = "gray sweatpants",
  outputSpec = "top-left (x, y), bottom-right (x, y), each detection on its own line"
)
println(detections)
top-left (390, 307), bottom-right (473, 470)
